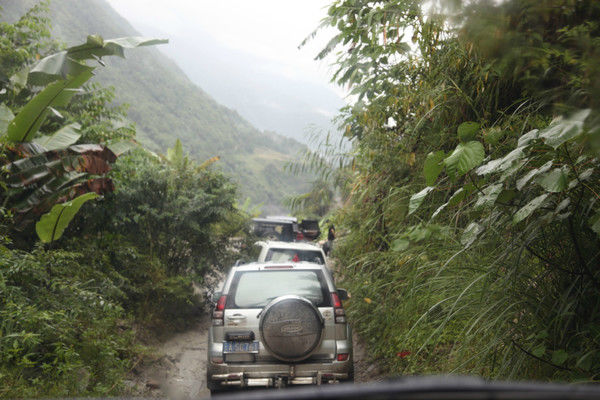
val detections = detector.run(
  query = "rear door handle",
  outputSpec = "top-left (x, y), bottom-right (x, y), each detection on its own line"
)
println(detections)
top-left (227, 314), bottom-right (247, 320)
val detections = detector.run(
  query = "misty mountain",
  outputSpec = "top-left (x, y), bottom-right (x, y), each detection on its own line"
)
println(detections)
top-left (140, 26), bottom-right (345, 146)
top-left (1, 0), bottom-right (312, 213)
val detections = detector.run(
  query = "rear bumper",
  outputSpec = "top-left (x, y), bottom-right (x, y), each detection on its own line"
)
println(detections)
top-left (208, 360), bottom-right (352, 388)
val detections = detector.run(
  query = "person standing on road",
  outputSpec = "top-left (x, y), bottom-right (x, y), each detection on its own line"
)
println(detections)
top-left (325, 224), bottom-right (335, 256)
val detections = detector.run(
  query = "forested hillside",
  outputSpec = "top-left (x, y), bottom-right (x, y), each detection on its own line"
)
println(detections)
top-left (0, 6), bottom-right (257, 396)
top-left (1, 0), bottom-right (310, 212)
top-left (310, 0), bottom-right (600, 381)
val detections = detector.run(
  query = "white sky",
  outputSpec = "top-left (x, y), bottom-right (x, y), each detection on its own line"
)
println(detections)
top-left (105, 0), bottom-right (342, 95)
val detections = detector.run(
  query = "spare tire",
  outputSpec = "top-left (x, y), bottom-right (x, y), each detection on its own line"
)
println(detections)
top-left (259, 295), bottom-right (324, 362)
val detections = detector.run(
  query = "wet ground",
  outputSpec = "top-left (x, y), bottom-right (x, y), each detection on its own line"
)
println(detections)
top-left (129, 316), bottom-right (383, 399)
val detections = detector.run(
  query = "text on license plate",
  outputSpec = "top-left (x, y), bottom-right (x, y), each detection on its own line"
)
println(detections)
top-left (223, 341), bottom-right (259, 354)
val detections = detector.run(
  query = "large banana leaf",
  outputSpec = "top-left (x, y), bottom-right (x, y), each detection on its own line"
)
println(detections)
top-left (6, 70), bottom-right (93, 142)
top-left (4, 144), bottom-right (116, 187)
top-left (108, 140), bottom-right (138, 156)
top-left (28, 35), bottom-right (167, 85)
top-left (11, 171), bottom-right (87, 214)
top-left (10, 175), bottom-right (113, 229)
top-left (35, 192), bottom-right (98, 243)
top-left (28, 51), bottom-right (93, 86)
top-left (32, 123), bottom-right (81, 150)
top-left (67, 35), bottom-right (168, 60)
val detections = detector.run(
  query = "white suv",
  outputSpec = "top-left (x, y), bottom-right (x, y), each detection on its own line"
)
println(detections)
top-left (255, 240), bottom-right (327, 266)
top-left (206, 262), bottom-right (353, 393)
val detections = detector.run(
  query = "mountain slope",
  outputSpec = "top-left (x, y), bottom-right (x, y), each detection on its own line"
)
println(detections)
top-left (1, 0), bottom-right (310, 212)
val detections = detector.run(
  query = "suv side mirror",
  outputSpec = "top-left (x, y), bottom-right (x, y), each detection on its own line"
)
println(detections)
top-left (337, 288), bottom-right (349, 301)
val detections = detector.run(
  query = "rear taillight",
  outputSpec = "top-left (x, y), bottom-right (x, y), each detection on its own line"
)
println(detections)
top-left (212, 295), bottom-right (226, 326)
top-left (331, 292), bottom-right (346, 324)
top-left (337, 353), bottom-right (349, 362)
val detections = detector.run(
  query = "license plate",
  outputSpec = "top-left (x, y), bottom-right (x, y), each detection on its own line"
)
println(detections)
top-left (223, 341), bottom-right (259, 354)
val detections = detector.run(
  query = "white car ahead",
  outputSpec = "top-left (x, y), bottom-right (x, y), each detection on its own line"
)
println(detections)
top-left (255, 240), bottom-right (327, 266)
top-left (206, 262), bottom-right (353, 393)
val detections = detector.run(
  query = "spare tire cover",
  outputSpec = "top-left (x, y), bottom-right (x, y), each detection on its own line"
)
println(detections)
top-left (259, 295), bottom-right (324, 362)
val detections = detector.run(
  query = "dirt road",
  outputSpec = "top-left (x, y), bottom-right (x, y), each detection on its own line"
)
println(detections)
top-left (133, 316), bottom-right (382, 399)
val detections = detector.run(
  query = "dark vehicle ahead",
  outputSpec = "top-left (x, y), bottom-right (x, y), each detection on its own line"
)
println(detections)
top-left (252, 217), bottom-right (321, 242)
top-left (252, 218), bottom-right (297, 242)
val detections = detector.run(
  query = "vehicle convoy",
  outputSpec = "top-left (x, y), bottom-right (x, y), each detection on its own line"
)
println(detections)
top-left (206, 262), bottom-right (353, 393)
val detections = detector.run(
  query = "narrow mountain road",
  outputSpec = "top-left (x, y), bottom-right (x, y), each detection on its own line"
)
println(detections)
top-left (133, 317), bottom-right (382, 399)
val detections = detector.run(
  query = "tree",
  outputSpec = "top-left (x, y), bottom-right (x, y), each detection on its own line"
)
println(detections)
top-left (315, 0), bottom-right (600, 379)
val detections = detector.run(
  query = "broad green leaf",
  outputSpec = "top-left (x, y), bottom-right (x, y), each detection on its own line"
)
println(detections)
top-left (35, 192), bottom-right (98, 243)
top-left (517, 129), bottom-right (540, 147)
top-left (551, 349), bottom-right (568, 366)
top-left (33, 123), bottom-right (81, 150)
top-left (431, 202), bottom-right (447, 219)
top-left (444, 141), bottom-right (485, 180)
top-left (457, 121), bottom-right (480, 143)
top-left (0, 103), bottom-right (15, 133)
top-left (483, 127), bottom-right (505, 145)
top-left (476, 148), bottom-right (524, 175)
top-left (457, 121), bottom-right (480, 142)
top-left (28, 51), bottom-right (93, 86)
top-left (516, 161), bottom-right (553, 191)
top-left (461, 222), bottom-right (483, 247)
top-left (531, 344), bottom-right (546, 358)
top-left (108, 140), bottom-right (138, 156)
top-left (537, 167), bottom-right (569, 193)
top-left (568, 167), bottom-right (595, 190)
top-left (513, 193), bottom-right (549, 223)
top-left (540, 109), bottom-right (591, 149)
top-left (578, 168), bottom-right (595, 181)
top-left (391, 238), bottom-right (409, 251)
top-left (448, 184), bottom-right (475, 206)
top-left (408, 186), bottom-right (434, 215)
top-left (474, 184), bottom-right (503, 209)
top-left (67, 35), bottom-right (168, 61)
top-left (423, 150), bottom-right (445, 186)
top-left (6, 70), bottom-right (93, 142)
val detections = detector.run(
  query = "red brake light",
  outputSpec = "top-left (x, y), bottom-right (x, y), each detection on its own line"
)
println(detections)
top-left (331, 292), bottom-right (345, 324)
top-left (216, 295), bottom-right (227, 311)
top-left (331, 292), bottom-right (342, 308)
top-left (264, 265), bottom-right (294, 269)
top-left (337, 353), bottom-right (349, 362)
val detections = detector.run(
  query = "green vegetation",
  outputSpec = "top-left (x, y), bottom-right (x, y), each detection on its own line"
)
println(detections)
top-left (0, 7), bottom-right (252, 397)
top-left (313, 0), bottom-right (600, 381)
top-left (1, 0), bottom-right (311, 213)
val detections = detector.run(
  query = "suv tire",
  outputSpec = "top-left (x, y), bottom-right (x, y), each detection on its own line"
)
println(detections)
top-left (259, 295), bottom-right (324, 362)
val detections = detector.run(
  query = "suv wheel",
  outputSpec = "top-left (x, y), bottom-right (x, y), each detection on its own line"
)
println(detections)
top-left (259, 295), bottom-right (324, 362)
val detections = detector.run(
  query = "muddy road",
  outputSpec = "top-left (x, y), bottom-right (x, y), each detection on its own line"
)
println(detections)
top-left (132, 316), bottom-right (382, 399)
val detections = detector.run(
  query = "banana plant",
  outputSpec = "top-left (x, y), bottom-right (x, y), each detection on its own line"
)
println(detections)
top-left (1, 34), bottom-right (167, 239)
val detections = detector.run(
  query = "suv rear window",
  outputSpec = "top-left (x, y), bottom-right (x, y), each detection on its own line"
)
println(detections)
top-left (265, 249), bottom-right (325, 264)
top-left (228, 270), bottom-right (330, 308)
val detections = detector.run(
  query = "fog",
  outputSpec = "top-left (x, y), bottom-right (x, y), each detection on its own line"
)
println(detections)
top-left (106, 0), bottom-right (346, 145)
